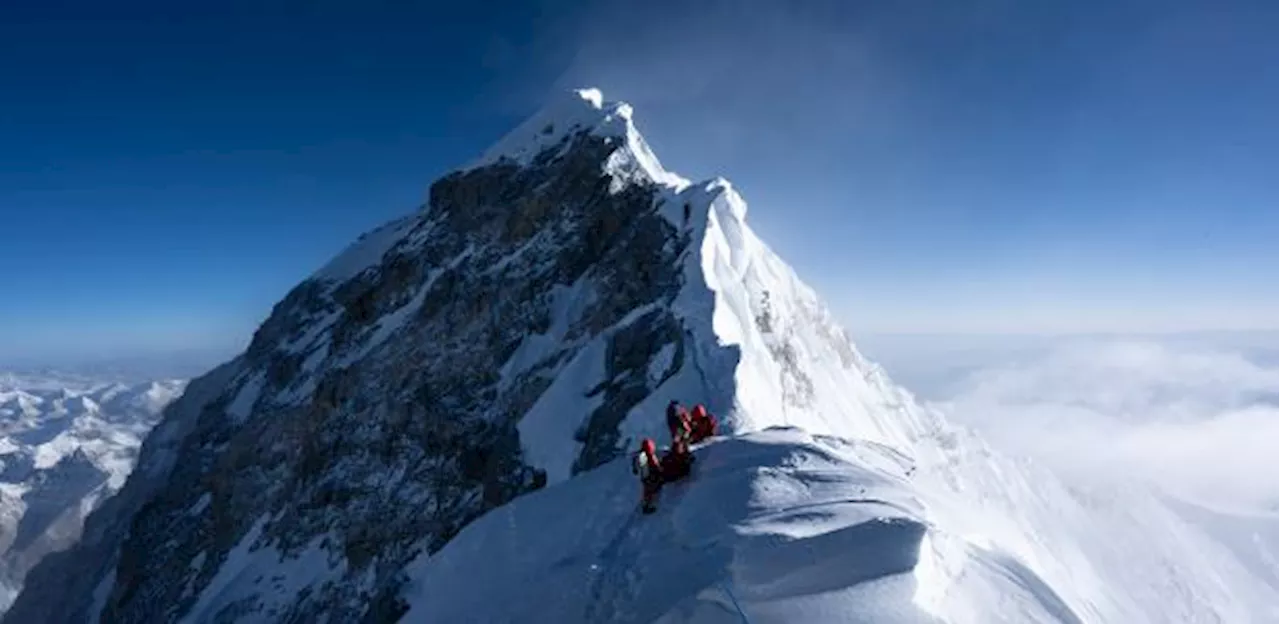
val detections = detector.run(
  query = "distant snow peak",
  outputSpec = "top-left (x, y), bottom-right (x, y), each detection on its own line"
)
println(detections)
top-left (0, 373), bottom-right (184, 615)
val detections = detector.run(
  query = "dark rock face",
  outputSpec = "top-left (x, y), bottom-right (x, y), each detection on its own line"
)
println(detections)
top-left (770, 341), bottom-right (817, 409)
top-left (10, 130), bottom-right (694, 623)
top-left (0, 454), bottom-right (34, 484)
top-left (755, 289), bottom-right (816, 409)
top-left (574, 309), bottom-right (684, 473)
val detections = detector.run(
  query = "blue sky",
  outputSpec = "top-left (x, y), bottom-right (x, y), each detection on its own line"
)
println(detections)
top-left (0, 0), bottom-right (1274, 364)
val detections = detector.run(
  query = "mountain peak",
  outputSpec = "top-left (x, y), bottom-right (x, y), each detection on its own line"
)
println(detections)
top-left (467, 87), bottom-right (689, 191)
top-left (574, 86), bottom-right (605, 109)
top-left (9, 88), bottom-right (1273, 624)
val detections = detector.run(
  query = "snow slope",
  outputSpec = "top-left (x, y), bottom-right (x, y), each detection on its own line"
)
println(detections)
top-left (403, 90), bottom-right (1276, 623)
top-left (0, 374), bottom-right (184, 613)
top-left (404, 428), bottom-right (1083, 624)
top-left (10, 88), bottom-right (1274, 623)
top-left (1163, 494), bottom-right (1279, 591)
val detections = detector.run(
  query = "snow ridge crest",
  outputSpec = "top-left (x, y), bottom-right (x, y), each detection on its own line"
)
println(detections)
top-left (468, 87), bottom-right (690, 191)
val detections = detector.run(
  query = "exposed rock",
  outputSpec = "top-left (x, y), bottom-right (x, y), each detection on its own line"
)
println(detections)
top-left (11, 122), bottom-right (697, 622)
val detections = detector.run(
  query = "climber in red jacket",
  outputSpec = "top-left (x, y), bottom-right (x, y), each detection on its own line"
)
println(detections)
top-left (666, 400), bottom-right (692, 454)
top-left (688, 404), bottom-right (718, 444)
top-left (632, 438), bottom-right (664, 514)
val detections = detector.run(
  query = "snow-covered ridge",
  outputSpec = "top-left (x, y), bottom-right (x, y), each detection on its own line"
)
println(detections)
top-left (403, 428), bottom-right (1083, 623)
top-left (456, 89), bottom-right (1275, 622)
top-left (0, 375), bottom-right (184, 614)
top-left (467, 87), bottom-right (691, 190)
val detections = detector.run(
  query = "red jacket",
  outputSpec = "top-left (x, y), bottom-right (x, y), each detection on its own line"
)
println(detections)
top-left (689, 404), bottom-right (717, 441)
top-left (634, 440), bottom-right (663, 484)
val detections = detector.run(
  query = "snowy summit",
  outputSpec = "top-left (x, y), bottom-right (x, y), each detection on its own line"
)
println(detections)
top-left (467, 87), bottom-right (691, 191)
top-left (8, 89), bottom-right (1273, 623)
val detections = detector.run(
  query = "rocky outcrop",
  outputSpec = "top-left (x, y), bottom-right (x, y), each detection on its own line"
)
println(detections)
top-left (9, 117), bottom-right (700, 622)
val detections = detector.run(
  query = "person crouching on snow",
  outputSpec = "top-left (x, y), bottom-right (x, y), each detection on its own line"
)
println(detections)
top-left (689, 404), bottom-right (717, 444)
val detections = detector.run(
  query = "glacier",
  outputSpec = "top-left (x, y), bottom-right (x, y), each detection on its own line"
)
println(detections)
top-left (6, 88), bottom-right (1274, 623)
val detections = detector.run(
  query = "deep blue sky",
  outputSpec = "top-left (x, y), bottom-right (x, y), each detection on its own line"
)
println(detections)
top-left (1, 0), bottom-right (1275, 364)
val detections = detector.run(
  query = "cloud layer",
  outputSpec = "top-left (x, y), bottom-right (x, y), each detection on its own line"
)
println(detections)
top-left (913, 335), bottom-right (1278, 513)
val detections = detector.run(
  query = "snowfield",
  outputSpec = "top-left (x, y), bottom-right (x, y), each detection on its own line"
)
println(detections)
top-left (403, 428), bottom-right (1081, 624)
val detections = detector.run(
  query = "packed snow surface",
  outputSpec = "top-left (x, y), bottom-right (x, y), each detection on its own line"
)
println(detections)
top-left (404, 428), bottom-right (1082, 624)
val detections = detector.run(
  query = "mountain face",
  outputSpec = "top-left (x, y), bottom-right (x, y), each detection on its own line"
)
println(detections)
top-left (0, 374), bottom-right (184, 612)
top-left (9, 89), bottom-right (1274, 623)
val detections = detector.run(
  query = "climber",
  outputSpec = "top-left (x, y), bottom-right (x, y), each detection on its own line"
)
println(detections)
top-left (632, 438), bottom-right (665, 514)
top-left (660, 440), bottom-right (694, 482)
top-left (688, 403), bottom-right (718, 444)
top-left (666, 400), bottom-right (692, 454)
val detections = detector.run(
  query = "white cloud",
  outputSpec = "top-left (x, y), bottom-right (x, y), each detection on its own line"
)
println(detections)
top-left (920, 336), bottom-right (1278, 513)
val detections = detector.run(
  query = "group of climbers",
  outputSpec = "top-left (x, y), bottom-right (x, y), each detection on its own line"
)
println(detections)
top-left (666, 400), bottom-right (718, 449)
top-left (632, 400), bottom-right (719, 514)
